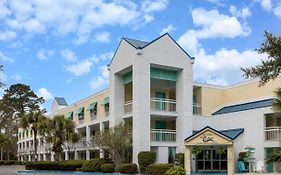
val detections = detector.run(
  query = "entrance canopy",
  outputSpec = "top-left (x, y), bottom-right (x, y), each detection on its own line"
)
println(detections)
top-left (185, 126), bottom-right (244, 146)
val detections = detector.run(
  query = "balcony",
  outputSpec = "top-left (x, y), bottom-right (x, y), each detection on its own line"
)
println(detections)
top-left (193, 103), bottom-right (202, 115)
top-left (124, 100), bottom-right (133, 114)
top-left (150, 98), bottom-right (176, 112)
top-left (150, 129), bottom-right (176, 142)
top-left (265, 127), bottom-right (281, 141)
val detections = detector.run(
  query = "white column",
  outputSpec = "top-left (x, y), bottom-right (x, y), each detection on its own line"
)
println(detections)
top-left (99, 122), bottom-right (105, 158)
top-left (86, 150), bottom-right (90, 160)
top-left (132, 58), bottom-right (151, 164)
top-left (65, 151), bottom-right (69, 160)
top-left (74, 151), bottom-right (78, 160)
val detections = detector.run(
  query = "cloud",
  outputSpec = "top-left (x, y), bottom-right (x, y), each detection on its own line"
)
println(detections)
top-left (161, 24), bottom-right (176, 34)
top-left (0, 30), bottom-right (17, 41)
top-left (66, 59), bottom-right (93, 76)
top-left (178, 8), bottom-right (251, 55)
top-left (37, 88), bottom-right (54, 100)
top-left (60, 49), bottom-right (77, 62)
top-left (89, 65), bottom-right (109, 90)
top-left (260, 0), bottom-right (272, 11)
top-left (0, 51), bottom-right (15, 63)
top-left (141, 0), bottom-right (168, 13)
top-left (36, 49), bottom-right (55, 60)
top-left (273, 3), bottom-right (281, 18)
top-left (0, 0), bottom-right (11, 20)
top-left (89, 52), bottom-right (114, 63)
top-left (193, 48), bottom-right (267, 85)
top-left (257, 0), bottom-right (281, 18)
top-left (93, 31), bottom-right (110, 43)
top-left (229, 5), bottom-right (252, 19)
top-left (10, 73), bottom-right (22, 81)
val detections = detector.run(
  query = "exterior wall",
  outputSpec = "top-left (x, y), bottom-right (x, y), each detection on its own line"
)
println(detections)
top-left (200, 86), bottom-right (224, 116)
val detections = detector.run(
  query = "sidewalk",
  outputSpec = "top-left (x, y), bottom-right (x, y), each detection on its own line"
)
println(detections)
top-left (0, 165), bottom-right (25, 175)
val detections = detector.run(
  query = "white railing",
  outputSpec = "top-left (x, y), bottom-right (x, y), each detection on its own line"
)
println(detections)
top-left (265, 127), bottom-right (281, 141)
top-left (150, 98), bottom-right (176, 112)
top-left (150, 129), bottom-right (176, 142)
top-left (124, 100), bottom-right (133, 114)
top-left (193, 103), bottom-right (202, 115)
top-left (105, 110), bottom-right (109, 117)
top-left (91, 112), bottom-right (97, 120)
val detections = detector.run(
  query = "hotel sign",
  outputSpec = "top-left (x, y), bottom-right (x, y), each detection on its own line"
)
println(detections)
top-left (201, 133), bottom-right (214, 143)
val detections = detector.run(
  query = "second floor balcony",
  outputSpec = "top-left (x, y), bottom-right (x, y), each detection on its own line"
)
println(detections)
top-left (265, 126), bottom-right (281, 141)
top-left (150, 129), bottom-right (176, 142)
top-left (150, 98), bottom-right (176, 113)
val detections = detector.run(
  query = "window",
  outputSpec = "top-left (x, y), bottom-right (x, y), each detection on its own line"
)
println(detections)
top-left (67, 111), bottom-right (74, 120)
top-left (89, 102), bottom-right (97, 120)
top-left (77, 107), bottom-right (85, 122)
top-left (102, 97), bottom-right (109, 117)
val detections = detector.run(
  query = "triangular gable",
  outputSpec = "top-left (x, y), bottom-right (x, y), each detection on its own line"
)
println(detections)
top-left (185, 126), bottom-right (233, 146)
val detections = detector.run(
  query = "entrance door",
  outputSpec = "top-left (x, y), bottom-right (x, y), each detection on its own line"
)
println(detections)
top-left (196, 148), bottom-right (227, 172)
top-left (266, 148), bottom-right (274, 172)
top-left (156, 92), bottom-right (166, 110)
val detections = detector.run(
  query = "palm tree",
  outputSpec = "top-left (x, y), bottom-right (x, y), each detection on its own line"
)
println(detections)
top-left (39, 115), bottom-right (80, 161)
top-left (20, 110), bottom-right (46, 161)
top-left (273, 88), bottom-right (281, 112)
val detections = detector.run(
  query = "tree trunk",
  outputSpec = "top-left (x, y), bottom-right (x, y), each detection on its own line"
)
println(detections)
top-left (55, 152), bottom-right (61, 162)
top-left (0, 146), bottom-right (3, 161)
top-left (33, 129), bottom-right (38, 161)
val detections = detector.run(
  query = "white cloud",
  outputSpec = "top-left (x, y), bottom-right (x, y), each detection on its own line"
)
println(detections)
top-left (10, 73), bottom-right (22, 81)
top-left (141, 0), bottom-right (168, 13)
top-left (89, 52), bottom-right (114, 63)
top-left (93, 31), bottom-right (110, 43)
top-left (37, 88), bottom-right (54, 100)
top-left (0, 0), bottom-right (11, 20)
top-left (0, 51), bottom-right (14, 63)
top-left (66, 59), bottom-right (93, 76)
top-left (60, 49), bottom-right (77, 62)
top-left (178, 8), bottom-right (251, 55)
top-left (229, 5), bottom-right (252, 19)
top-left (260, 0), bottom-right (272, 11)
top-left (36, 49), bottom-right (55, 60)
top-left (0, 30), bottom-right (17, 41)
top-left (161, 24), bottom-right (176, 34)
top-left (89, 65), bottom-right (109, 90)
top-left (273, 3), bottom-right (281, 18)
top-left (193, 48), bottom-right (267, 85)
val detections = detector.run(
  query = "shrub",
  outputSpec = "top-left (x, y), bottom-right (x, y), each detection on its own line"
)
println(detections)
top-left (116, 163), bottom-right (138, 174)
top-left (0, 160), bottom-right (17, 165)
top-left (81, 158), bottom-right (109, 172)
top-left (25, 160), bottom-right (85, 171)
top-left (166, 165), bottom-right (185, 175)
top-left (138, 151), bottom-right (156, 173)
top-left (100, 163), bottom-right (115, 173)
top-left (175, 153), bottom-right (184, 168)
top-left (146, 163), bottom-right (174, 175)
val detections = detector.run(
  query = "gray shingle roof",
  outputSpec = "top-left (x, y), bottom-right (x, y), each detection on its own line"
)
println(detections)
top-left (191, 127), bottom-right (244, 140)
top-left (123, 38), bottom-right (149, 49)
top-left (55, 97), bottom-right (68, 106)
top-left (212, 98), bottom-right (273, 115)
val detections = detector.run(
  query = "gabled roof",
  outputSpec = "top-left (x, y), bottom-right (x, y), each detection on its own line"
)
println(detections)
top-left (213, 98), bottom-right (273, 115)
top-left (185, 126), bottom-right (244, 141)
top-left (123, 38), bottom-right (149, 49)
top-left (54, 97), bottom-right (68, 106)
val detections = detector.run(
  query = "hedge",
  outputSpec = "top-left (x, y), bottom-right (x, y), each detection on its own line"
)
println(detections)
top-left (138, 151), bottom-right (156, 173)
top-left (175, 153), bottom-right (184, 168)
top-left (146, 163), bottom-right (174, 175)
top-left (166, 165), bottom-right (185, 175)
top-left (100, 163), bottom-right (115, 173)
top-left (25, 160), bottom-right (85, 171)
top-left (81, 158), bottom-right (110, 172)
top-left (0, 160), bottom-right (18, 165)
top-left (116, 163), bottom-right (138, 174)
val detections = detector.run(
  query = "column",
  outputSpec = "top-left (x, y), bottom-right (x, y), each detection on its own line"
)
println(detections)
top-left (65, 151), bottom-right (69, 160)
top-left (227, 145), bottom-right (234, 175)
top-left (185, 145), bottom-right (191, 175)
top-left (99, 122), bottom-right (105, 158)
top-left (86, 150), bottom-right (90, 160)
top-left (74, 150), bottom-right (78, 160)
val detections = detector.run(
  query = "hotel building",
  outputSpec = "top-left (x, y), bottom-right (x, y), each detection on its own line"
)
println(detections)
top-left (17, 34), bottom-right (281, 174)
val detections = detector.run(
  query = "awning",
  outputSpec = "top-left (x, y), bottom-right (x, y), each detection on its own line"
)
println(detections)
top-left (67, 111), bottom-right (73, 118)
top-left (123, 72), bottom-right (132, 84)
top-left (89, 102), bottom-right (97, 110)
top-left (102, 97), bottom-right (109, 105)
top-left (76, 107), bottom-right (84, 115)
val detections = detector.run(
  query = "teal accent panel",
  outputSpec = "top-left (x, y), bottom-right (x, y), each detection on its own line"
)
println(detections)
top-left (76, 107), bottom-right (84, 115)
top-left (266, 148), bottom-right (274, 172)
top-left (156, 92), bottom-right (166, 110)
top-left (155, 120), bottom-right (166, 129)
top-left (123, 72), bottom-right (132, 84)
top-left (89, 102), bottom-right (97, 110)
top-left (102, 97), bottom-right (109, 105)
top-left (150, 67), bottom-right (177, 81)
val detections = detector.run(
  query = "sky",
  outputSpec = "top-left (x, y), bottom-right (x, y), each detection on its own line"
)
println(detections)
top-left (0, 0), bottom-right (281, 112)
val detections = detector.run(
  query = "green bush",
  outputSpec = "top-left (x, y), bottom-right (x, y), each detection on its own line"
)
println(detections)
top-left (100, 163), bottom-right (115, 173)
top-left (116, 163), bottom-right (138, 174)
top-left (25, 160), bottom-right (85, 171)
top-left (138, 151), bottom-right (156, 173)
top-left (146, 163), bottom-right (174, 175)
top-left (175, 153), bottom-right (184, 168)
top-left (166, 165), bottom-right (185, 175)
top-left (81, 158), bottom-right (110, 172)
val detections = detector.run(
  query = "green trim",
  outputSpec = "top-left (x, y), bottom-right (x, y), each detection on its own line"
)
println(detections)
top-left (123, 72), bottom-right (132, 84)
top-left (150, 67), bottom-right (177, 81)
top-left (89, 102), bottom-right (97, 110)
top-left (102, 97), bottom-right (109, 105)
top-left (76, 107), bottom-right (84, 115)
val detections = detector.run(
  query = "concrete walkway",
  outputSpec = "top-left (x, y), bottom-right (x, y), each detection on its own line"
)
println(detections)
top-left (0, 165), bottom-right (25, 175)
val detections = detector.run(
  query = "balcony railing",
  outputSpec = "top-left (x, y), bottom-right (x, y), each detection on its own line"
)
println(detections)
top-left (265, 127), bottom-right (281, 141)
top-left (150, 129), bottom-right (176, 142)
top-left (150, 98), bottom-right (176, 112)
top-left (124, 100), bottom-right (133, 114)
top-left (193, 103), bottom-right (202, 115)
